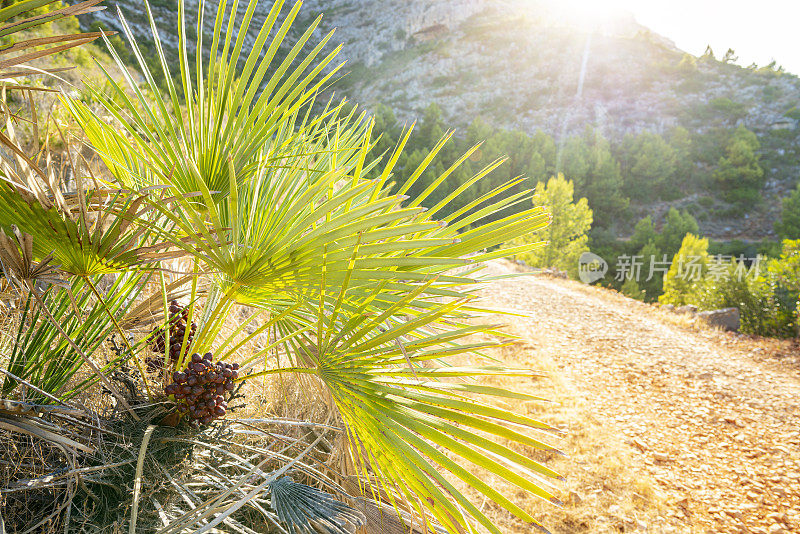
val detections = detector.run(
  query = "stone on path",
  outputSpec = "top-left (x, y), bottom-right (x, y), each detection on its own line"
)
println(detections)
top-left (696, 307), bottom-right (741, 332)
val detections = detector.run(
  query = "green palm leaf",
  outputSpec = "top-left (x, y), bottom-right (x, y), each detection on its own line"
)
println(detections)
top-left (0, 181), bottom-right (190, 276)
top-left (249, 274), bottom-right (563, 534)
top-left (58, 0), bottom-right (561, 531)
top-left (2, 271), bottom-right (152, 402)
top-left (66, 0), bottom-right (343, 199)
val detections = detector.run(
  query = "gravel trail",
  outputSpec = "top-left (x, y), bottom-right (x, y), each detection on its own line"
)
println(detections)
top-left (478, 261), bottom-right (800, 534)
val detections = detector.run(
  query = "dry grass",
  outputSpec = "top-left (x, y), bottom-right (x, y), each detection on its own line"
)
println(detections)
top-left (439, 329), bottom-right (669, 534)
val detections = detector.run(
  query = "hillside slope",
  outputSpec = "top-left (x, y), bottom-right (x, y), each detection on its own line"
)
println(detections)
top-left (94, 1), bottom-right (800, 138)
top-left (86, 0), bottom-right (800, 239)
top-left (476, 260), bottom-right (800, 533)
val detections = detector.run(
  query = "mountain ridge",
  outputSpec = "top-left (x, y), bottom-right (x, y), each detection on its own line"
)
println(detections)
top-left (84, 0), bottom-right (800, 240)
top-left (91, 1), bottom-right (799, 136)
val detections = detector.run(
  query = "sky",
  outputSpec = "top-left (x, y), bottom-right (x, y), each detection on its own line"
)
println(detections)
top-left (559, 0), bottom-right (800, 75)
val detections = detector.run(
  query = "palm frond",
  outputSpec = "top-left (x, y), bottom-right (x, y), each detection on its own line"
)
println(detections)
top-left (0, 181), bottom-right (197, 276)
top-left (148, 419), bottom-right (347, 534)
top-left (2, 271), bottom-right (152, 404)
top-left (0, 1), bottom-right (108, 77)
top-left (269, 475), bottom-right (365, 534)
top-left (0, 225), bottom-right (68, 288)
top-left (66, 0), bottom-right (343, 199)
top-left (51, 1), bottom-right (563, 532)
top-left (253, 273), bottom-right (563, 534)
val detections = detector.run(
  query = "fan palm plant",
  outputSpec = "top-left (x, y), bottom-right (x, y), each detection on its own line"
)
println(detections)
top-left (0, 0), bottom-right (563, 532)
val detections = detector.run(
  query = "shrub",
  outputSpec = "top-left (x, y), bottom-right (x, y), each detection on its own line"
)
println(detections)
top-left (669, 240), bottom-right (799, 337)
top-left (693, 257), bottom-right (796, 337)
top-left (709, 97), bottom-right (746, 122)
top-left (660, 233), bottom-right (709, 306)
top-left (698, 195), bottom-right (715, 208)
top-left (637, 240), bottom-right (666, 302)
top-left (762, 85), bottom-right (781, 103)
top-left (621, 276), bottom-right (645, 300)
top-left (785, 107), bottom-right (800, 121)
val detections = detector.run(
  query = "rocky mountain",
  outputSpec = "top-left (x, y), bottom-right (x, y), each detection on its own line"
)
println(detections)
top-left (84, 0), bottom-right (800, 240)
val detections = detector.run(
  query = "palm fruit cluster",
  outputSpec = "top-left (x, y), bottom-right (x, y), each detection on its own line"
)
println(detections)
top-left (163, 352), bottom-right (239, 425)
top-left (146, 300), bottom-right (196, 371)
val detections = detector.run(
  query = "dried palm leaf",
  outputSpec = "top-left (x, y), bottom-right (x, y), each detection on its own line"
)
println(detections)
top-left (0, 225), bottom-right (68, 289)
top-left (0, 0), bottom-right (109, 160)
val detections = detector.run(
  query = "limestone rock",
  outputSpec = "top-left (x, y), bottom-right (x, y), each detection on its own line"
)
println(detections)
top-left (696, 307), bottom-right (740, 332)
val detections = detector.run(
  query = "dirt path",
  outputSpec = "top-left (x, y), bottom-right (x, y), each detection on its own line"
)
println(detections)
top-left (477, 260), bottom-right (800, 534)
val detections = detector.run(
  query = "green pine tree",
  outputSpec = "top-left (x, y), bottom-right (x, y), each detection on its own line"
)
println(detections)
top-left (669, 126), bottom-right (695, 188)
top-left (775, 182), bottom-right (800, 239)
top-left (513, 174), bottom-right (593, 278)
top-left (621, 131), bottom-right (678, 200)
top-left (655, 208), bottom-right (699, 258)
top-left (630, 215), bottom-right (657, 251)
top-left (562, 129), bottom-right (628, 228)
top-left (712, 125), bottom-right (764, 205)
